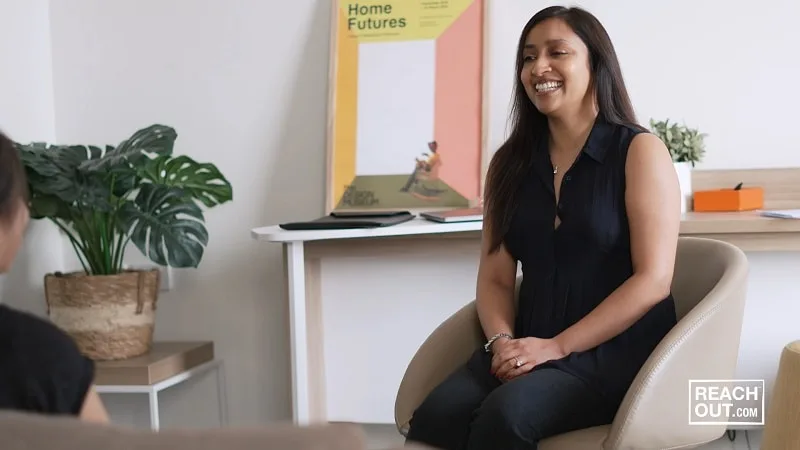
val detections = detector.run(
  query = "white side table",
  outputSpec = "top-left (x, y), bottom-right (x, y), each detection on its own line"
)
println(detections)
top-left (94, 341), bottom-right (228, 431)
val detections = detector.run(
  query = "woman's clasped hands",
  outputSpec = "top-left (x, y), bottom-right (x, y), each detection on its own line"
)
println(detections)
top-left (490, 337), bottom-right (568, 382)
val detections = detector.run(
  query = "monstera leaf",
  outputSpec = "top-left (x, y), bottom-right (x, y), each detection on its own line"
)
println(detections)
top-left (18, 142), bottom-right (110, 208)
top-left (15, 124), bottom-right (232, 275)
top-left (118, 184), bottom-right (210, 268)
top-left (139, 155), bottom-right (232, 207)
top-left (80, 125), bottom-right (177, 173)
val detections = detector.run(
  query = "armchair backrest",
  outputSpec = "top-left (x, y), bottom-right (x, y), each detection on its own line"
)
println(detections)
top-left (670, 237), bottom-right (739, 319)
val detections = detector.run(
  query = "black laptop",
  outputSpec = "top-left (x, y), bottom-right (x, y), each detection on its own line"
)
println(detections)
top-left (279, 210), bottom-right (415, 230)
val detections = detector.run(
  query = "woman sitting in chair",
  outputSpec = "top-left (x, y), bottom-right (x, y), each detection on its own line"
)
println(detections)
top-left (0, 129), bottom-right (110, 423)
top-left (405, 6), bottom-right (681, 450)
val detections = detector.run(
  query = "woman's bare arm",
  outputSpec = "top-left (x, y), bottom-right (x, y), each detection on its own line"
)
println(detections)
top-left (79, 385), bottom-right (110, 424)
top-left (476, 217), bottom-right (518, 350)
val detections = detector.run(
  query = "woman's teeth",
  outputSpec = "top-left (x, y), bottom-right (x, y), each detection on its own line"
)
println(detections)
top-left (535, 81), bottom-right (563, 92)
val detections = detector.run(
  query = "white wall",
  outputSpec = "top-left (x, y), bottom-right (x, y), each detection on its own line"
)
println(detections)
top-left (1, 0), bottom-right (334, 426)
top-left (43, 0), bottom-right (338, 427)
top-left (486, 1), bottom-right (800, 170)
top-left (0, 0), bottom-right (64, 315)
top-left (0, 2), bottom-right (796, 444)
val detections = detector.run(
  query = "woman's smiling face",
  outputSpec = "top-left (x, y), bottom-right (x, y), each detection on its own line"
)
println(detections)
top-left (520, 17), bottom-right (593, 118)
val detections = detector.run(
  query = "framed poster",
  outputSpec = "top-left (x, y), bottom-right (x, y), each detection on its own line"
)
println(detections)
top-left (326, 0), bottom-right (487, 212)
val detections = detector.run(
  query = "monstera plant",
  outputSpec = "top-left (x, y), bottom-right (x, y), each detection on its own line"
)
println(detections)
top-left (15, 124), bottom-right (233, 360)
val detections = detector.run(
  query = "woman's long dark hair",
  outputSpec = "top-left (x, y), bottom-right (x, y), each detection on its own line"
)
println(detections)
top-left (484, 6), bottom-right (644, 253)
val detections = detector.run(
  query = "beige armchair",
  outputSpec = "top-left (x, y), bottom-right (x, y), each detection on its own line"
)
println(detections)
top-left (395, 237), bottom-right (749, 449)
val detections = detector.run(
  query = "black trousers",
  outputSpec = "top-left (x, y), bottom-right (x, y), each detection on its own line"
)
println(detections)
top-left (405, 349), bottom-right (618, 450)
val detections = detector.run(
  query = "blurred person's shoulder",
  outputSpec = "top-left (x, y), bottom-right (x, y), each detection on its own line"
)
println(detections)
top-left (0, 303), bottom-right (85, 355)
top-left (0, 303), bottom-right (95, 415)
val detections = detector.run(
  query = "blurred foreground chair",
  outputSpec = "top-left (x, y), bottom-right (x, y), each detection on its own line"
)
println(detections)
top-left (395, 237), bottom-right (748, 449)
top-left (0, 410), bottom-right (431, 450)
top-left (761, 340), bottom-right (800, 450)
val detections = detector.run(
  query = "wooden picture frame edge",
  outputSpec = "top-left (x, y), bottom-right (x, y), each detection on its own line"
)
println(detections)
top-left (324, 0), bottom-right (341, 215)
top-left (479, 0), bottom-right (492, 203)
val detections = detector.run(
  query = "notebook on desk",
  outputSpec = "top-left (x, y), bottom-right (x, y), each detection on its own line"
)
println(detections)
top-left (759, 209), bottom-right (800, 219)
top-left (419, 207), bottom-right (483, 223)
top-left (279, 210), bottom-right (415, 230)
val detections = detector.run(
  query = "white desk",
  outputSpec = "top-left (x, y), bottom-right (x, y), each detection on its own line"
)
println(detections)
top-left (252, 211), bottom-right (800, 425)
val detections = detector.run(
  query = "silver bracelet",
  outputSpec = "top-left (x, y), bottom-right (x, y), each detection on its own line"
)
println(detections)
top-left (484, 332), bottom-right (513, 353)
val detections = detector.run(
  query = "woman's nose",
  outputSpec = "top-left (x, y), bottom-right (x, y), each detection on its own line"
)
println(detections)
top-left (532, 58), bottom-right (550, 77)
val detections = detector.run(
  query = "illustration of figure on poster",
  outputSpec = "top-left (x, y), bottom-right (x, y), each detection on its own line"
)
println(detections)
top-left (400, 140), bottom-right (446, 199)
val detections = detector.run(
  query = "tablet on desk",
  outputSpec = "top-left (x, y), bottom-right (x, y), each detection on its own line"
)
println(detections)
top-left (419, 207), bottom-right (483, 223)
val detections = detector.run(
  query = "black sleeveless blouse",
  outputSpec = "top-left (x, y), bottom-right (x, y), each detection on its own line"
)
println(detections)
top-left (503, 116), bottom-right (677, 404)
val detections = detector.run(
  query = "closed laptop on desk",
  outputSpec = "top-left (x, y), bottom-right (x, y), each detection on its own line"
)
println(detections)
top-left (279, 210), bottom-right (414, 230)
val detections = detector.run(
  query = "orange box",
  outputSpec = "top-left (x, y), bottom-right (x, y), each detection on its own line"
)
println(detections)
top-left (693, 187), bottom-right (764, 212)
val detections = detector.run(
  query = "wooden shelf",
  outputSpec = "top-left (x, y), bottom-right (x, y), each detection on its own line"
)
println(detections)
top-left (94, 341), bottom-right (215, 386)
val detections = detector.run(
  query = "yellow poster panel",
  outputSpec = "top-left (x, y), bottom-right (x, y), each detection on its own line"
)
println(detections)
top-left (326, 0), bottom-right (485, 212)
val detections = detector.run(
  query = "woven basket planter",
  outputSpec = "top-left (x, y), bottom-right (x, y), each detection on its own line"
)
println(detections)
top-left (44, 269), bottom-right (160, 361)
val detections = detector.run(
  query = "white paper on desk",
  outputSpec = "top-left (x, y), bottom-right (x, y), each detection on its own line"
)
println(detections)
top-left (759, 209), bottom-right (800, 219)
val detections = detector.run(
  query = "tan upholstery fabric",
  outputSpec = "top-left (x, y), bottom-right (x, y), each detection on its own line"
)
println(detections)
top-left (761, 340), bottom-right (800, 450)
top-left (539, 426), bottom-right (609, 449)
top-left (395, 237), bottom-right (749, 449)
top-left (0, 410), bottom-right (369, 450)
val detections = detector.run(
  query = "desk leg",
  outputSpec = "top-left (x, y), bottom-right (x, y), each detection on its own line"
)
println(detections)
top-left (283, 242), bottom-right (325, 425)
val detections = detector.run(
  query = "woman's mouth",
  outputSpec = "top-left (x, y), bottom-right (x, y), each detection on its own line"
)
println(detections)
top-left (535, 81), bottom-right (563, 95)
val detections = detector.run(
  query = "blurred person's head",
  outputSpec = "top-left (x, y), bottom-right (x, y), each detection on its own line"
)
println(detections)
top-left (0, 130), bottom-right (30, 273)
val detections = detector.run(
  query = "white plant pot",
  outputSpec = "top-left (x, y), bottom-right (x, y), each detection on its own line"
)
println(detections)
top-left (673, 161), bottom-right (693, 213)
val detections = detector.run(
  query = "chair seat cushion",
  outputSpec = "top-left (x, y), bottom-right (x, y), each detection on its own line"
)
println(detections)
top-left (540, 425), bottom-right (609, 450)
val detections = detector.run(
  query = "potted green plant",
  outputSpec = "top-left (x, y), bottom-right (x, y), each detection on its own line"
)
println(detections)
top-left (649, 118), bottom-right (706, 212)
top-left (15, 124), bottom-right (232, 360)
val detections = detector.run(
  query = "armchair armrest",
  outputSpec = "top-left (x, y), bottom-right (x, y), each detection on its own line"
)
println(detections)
top-left (605, 257), bottom-right (748, 449)
top-left (394, 300), bottom-right (484, 435)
